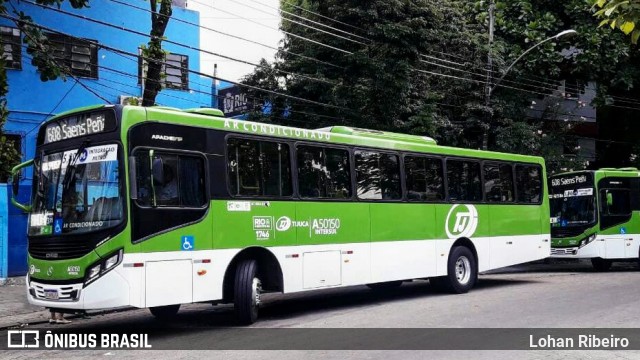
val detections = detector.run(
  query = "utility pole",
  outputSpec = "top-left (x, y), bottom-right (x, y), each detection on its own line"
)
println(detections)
top-left (482, 0), bottom-right (495, 151)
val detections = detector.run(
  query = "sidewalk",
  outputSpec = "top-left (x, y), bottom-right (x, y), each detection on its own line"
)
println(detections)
top-left (0, 276), bottom-right (50, 329)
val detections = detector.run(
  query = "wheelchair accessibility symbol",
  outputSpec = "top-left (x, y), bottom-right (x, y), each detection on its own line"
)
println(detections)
top-left (181, 235), bottom-right (194, 251)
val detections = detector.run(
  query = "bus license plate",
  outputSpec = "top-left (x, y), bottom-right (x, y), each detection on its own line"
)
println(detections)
top-left (44, 289), bottom-right (58, 300)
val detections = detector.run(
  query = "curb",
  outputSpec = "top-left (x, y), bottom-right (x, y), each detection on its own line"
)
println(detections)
top-left (0, 277), bottom-right (27, 287)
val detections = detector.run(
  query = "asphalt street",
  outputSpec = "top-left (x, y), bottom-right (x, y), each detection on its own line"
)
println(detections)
top-left (4, 260), bottom-right (640, 359)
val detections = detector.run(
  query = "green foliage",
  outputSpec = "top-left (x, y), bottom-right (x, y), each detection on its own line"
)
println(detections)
top-left (593, 0), bottom-right (640, 43)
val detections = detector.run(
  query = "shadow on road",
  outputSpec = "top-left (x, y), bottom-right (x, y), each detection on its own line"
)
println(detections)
top-left (48, 277), bottom-right (536, 333)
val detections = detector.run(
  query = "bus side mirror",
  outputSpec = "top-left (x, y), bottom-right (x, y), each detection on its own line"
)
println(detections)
top-left (606, 192), bottom-right (613, 207)
top-left (10, 159), bottom-right (34, 212)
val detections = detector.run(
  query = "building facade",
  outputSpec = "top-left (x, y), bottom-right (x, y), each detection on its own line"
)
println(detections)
top-left (0, 0), bottom-right (212, 277)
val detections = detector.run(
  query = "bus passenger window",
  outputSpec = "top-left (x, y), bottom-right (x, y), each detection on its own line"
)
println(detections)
top-left (484, 163), bottom-right (514, 202)
top-left (515, 165), bottom-right (542, 203)
top-left (134, 150), bottom-right (205, 207)
top-left (404, 156), bottom-right (444, 201)
top-left (297, 145), bottom-right (351, 199)
top-left (355, 151), bottom-right (401, 200)
top-left (601, 189), bottom-right (631, 216)
top-left (227, 138), bottom-right (292, 197)
top-left (446, 160), bottom-right (482, 202)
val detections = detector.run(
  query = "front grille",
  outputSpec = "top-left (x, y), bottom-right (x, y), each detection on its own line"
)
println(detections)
top-left (30, 281), bottom-right (82, 302)
top-left (551, 247), bottom-right (577, 255)
top-left (29, 238), bottom-right (93, 260)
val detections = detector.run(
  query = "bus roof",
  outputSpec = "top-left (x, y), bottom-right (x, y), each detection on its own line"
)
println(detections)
top-left (552, 168), bottom-right (640, 177)
top-left (47, 104), bottom-right (545, 165)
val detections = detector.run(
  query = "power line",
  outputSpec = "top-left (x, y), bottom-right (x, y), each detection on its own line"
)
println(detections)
top-left (280, 0), bottom-right (368, 35)
top-left (244, 0), bottom-right (370, 42)
top-left (189, 0), bottom-right (353, 54)
top-left (106, 0), bottom-right (344, 70)
top-left (23, 0), bottom-right (340, 87)
top-left (221, 0), bottom-right (367, 45)
top-left (0, 13), bottom-right (354, 115)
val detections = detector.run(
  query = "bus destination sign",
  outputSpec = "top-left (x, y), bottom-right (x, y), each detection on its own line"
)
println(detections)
top-left (44, 111), bottom-right (114, 144)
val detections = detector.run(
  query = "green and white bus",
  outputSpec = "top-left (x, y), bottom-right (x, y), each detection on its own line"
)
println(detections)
top-left (549, 168), bottom-right (640, 270)
top-left (11, 104), bottom-right (550, 324)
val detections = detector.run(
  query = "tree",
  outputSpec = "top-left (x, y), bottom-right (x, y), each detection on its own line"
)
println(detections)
top-left (241, 0), bottom-right (640, 173)
top-left (141, 0), bottom-right (172, 106)
top-left (593, 0), bottom-right (640, 43)
top-left (0, 0), bottom-right (92, 182)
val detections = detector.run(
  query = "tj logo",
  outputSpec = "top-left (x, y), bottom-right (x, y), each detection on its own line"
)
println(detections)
top-left (445, 204), bottom-right (478, 239)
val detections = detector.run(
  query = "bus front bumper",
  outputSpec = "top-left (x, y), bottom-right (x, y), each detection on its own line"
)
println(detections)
top-left (550, 241), bottom-right (601, 259)
top-left (26, 264), bottom-right (132, 311)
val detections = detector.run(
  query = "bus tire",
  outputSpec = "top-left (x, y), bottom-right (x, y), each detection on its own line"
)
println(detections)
top-left (234, 259), bottom-right (261, 325)
top-left (591, 257), bottom-right (612, 271)
top-left (149, 304), bottom-right (180, 320)
top-left (366, 281), bottom-right (403, 291)
top-left (433, 246), bottom-right (477, 294)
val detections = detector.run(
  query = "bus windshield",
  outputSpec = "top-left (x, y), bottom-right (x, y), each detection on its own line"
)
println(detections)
top-left (549, 173), bottom-right (596, 229)
top-left (550, 193), bottom-right (596, 227)
top-left (28, 144), bottom-right (122, 236)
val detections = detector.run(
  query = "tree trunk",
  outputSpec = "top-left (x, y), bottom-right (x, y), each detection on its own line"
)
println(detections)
top-left (142, 0), bottom-right (172, 106)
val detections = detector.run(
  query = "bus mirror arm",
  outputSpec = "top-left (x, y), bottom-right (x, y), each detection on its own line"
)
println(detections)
top-left (9, 159), bottom-right (34, 212)
top-left (129, 156), bottom-right (138, 200)
top-left (606, 192), bottom-right (613, 207)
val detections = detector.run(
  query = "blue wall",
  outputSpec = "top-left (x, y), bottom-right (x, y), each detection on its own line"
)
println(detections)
top-left (1, 0), bottom-right (212, 277)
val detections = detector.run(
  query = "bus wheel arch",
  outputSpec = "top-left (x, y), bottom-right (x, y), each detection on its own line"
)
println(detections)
top-left (431, 237), bottom-right (478, 294)
top-left (222, 247), bottom-right (284, 303)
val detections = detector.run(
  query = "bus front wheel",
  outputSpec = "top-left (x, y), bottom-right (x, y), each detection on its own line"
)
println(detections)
top-left (234, 259), bottom-right (262, 325)
top-left (149, 304), bottom-right (180, 320)
top-left (431, 246), bottom-right (477, 294)
top-left (591, 257), bottom-right (612, 271)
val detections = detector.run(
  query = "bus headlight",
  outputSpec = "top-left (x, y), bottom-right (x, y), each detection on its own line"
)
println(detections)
top-left (579, 234), bottom-right (597, 248)
top-left (84, 249), bottom-right (123, 286)
top-left (88, 265), bottom-right (101, 280)
top-left (104, 253), bottom-right (120, 271)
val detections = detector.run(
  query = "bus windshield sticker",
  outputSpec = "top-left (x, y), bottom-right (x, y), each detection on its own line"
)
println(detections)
top-left (227, 201), bottom-right (251, 212)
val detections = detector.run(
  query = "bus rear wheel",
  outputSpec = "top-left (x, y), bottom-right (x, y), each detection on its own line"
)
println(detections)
top-left (149, 304), bottom-right (180, 320)
top-left (431, 246), bottom-right (477, 294)
top-left (591, 257), bottom-right (612, 271)
top-left (234, 259), bottom-right (262, 325)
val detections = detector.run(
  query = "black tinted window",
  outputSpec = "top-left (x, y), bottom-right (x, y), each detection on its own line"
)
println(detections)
top-left (355, 151), bottom-right (401, 200)
top-left (135, 151), bottom-right (206, 207)
top-left (601, 189), bottom-right (631, 215)
top-left (484, 163), bottom-right (514, 202)
top-left (297, 145), bottom-right (351, 199)
top-left (405, 156), bottom-right (444, 201)
top-left (516, 165), bottom-right (542, 203)
top-left (227, 138), bottom-right (292, 197)
top-left (447, 160), bottom-right (482, 201)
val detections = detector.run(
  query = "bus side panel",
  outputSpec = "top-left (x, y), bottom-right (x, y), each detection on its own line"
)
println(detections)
top-left (489, 205), bottom-right (548, 269)
top-left (370, 203), bottom-right (437, 282)
top-left (295, 202), bottom-right (370, 288)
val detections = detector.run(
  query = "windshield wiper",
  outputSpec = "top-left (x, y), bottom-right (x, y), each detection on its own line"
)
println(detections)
top-left (61, 140), bottom-right (91, 195)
